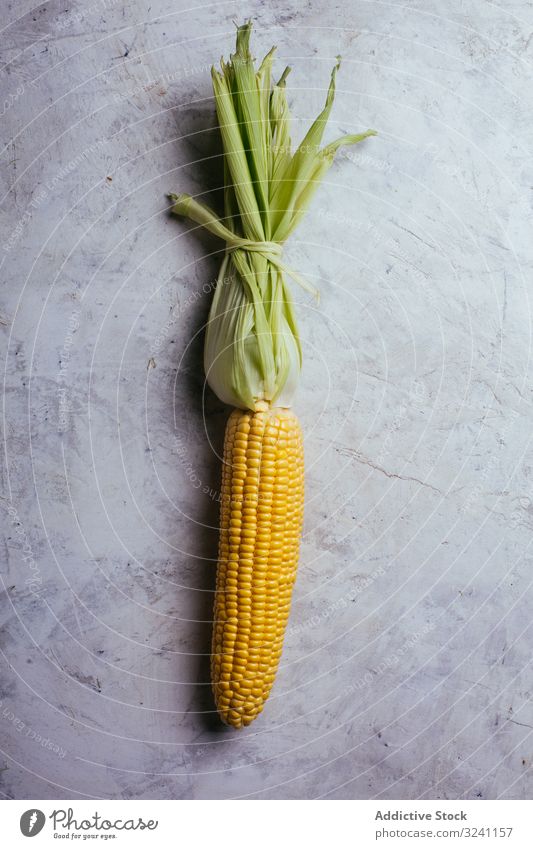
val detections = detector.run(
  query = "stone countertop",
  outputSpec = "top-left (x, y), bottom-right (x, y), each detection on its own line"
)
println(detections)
top-left (1, 0), bottom-right (533, 800)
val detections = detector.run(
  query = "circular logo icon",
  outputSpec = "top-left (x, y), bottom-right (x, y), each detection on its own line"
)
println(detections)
top-left (20, 809), bottom-right (46, 837)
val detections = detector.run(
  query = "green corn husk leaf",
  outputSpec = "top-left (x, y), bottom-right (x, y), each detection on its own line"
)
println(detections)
top-left (170, 20), bottom-right (375, 411)
top-left (269, 57), bottom-right (341, 236)
top-left (270, 67), bottom-right (292, 191)
top-left (230, 25), bottom-right (271, 231)
top-left (271, 60), bottom-right (376, 241)
top-left (211, 67), bottom-right (264, 242)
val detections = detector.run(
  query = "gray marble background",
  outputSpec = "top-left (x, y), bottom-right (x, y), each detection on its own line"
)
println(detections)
top-left (1, 0), bottom-right (533, 800)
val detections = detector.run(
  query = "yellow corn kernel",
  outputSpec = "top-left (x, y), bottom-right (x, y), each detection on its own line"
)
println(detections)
top-left (211, 405), bottom-right (304, 728)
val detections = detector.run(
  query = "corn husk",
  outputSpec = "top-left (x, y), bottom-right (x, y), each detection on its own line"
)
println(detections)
top-left (170, 21), bottom-right (375, 410)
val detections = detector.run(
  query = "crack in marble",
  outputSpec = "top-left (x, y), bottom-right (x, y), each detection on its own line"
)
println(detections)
top-left (333, 446), bottom-right (443, 495)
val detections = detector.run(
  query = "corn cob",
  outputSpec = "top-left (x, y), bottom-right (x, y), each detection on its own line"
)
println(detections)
top-left (169, 21), bottom-right (374, 726)
top-left (212, 404), bottom-right (304, 727)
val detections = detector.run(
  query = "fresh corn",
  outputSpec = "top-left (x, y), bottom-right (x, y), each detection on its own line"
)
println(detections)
top-left (169, 21), bottom-right (374, 727)
top-left (212, 404), bottom-right (304, 727)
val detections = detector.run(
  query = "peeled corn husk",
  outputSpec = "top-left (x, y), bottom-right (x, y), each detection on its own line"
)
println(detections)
top-left (170, 21), bottom-right (375, 409)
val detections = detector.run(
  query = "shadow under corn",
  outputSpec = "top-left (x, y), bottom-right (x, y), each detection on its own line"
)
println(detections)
top-left (177, 316), bottom-right (230, 735)
top-left (167, 106), bottom-right (233, 732)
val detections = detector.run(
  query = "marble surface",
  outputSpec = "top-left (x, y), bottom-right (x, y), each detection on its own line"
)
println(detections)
top-left (1, 0), bottom-right (533, 800)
